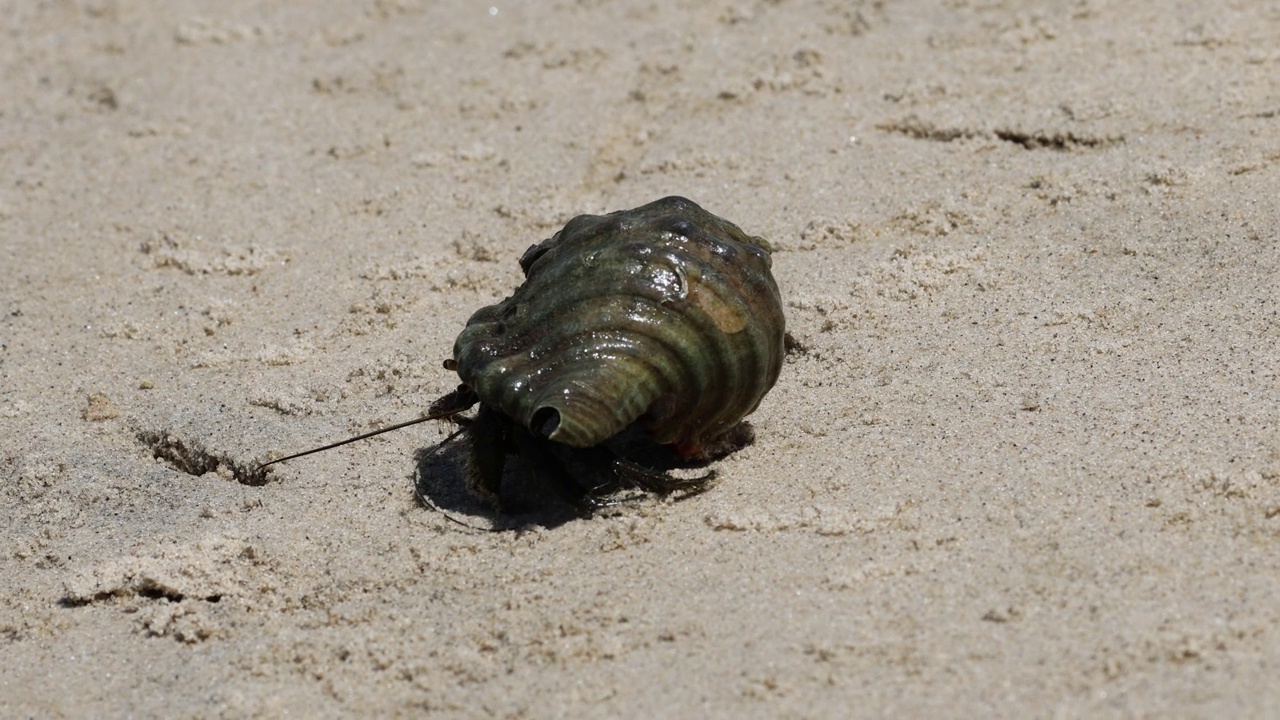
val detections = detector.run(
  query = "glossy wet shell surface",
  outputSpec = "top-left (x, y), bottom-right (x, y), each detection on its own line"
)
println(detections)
top-left (452, 196), bottom-right (785, 452)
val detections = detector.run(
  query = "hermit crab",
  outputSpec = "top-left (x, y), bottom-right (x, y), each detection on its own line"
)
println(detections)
top-left (263, 196), bottom-right (786, 514)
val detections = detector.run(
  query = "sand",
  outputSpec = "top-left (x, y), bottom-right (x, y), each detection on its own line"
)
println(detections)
top-left (3, 0), bottom-right (1279, 716)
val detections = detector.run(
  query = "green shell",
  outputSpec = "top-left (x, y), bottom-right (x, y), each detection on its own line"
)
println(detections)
top-left (452, 196), bottom-right (785, 452)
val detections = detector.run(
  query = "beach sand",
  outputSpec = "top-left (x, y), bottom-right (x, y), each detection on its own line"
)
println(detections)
top-left (3, 1), bottom-right (1279, 715)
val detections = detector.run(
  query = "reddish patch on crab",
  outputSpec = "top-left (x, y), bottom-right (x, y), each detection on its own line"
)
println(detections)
top-left (671, 440), bottom-right (704, 459)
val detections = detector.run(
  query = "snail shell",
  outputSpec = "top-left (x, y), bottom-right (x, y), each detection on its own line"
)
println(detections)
top-left (452, 196), bottom-right (785, 456)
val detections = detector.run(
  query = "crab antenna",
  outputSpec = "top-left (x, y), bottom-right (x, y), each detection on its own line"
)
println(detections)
top-left (258, 414), bottom-right (445, 470)
top-left (257, 384), bottom-right (480, 472)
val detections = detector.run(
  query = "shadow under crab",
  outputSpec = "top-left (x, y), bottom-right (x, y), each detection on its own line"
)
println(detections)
top-left (412, 384), bottom-right (758, 521)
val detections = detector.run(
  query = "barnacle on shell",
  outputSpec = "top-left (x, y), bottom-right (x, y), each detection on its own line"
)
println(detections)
top-left (453, 196), bottom-right (786, 458)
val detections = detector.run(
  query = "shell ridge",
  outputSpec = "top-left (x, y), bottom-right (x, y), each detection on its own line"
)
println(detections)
top-left (522, 298), bottom-right (708, 446)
